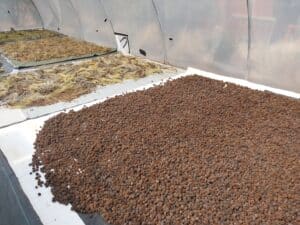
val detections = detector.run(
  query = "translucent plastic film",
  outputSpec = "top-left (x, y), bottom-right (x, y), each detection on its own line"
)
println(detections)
top-left (30, 0), bottom-right (59, 30)
top-left (40, 0), bottom-right (83, 38)
top-left (154, 0), bottom-right (249, 78)
top-left (32, 0), bottom-right (116, 48)
top-left (248, 0), bottom-right (300, 92)
top-left (70, 0), bottom-right (116, 47)
top-left (101, 0), bottom-right (165, 62)
top-left (0, 0), bottom-right (42, 31)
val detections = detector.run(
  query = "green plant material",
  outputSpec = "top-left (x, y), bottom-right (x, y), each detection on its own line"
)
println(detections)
top-left (0, 29), bottom-right (61, 44)
top-left (0, 53), bottom-right (176, 108)
top-left (0, 36), bottom-right (113, 63)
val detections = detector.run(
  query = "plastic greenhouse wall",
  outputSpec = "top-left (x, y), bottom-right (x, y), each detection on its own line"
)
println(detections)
top-left (248, 0), bottom-right (300, 92)
top-left (0, 0), bottom-right (42, 31)
top-left (0, 0), bottom-right (299, 92)
top-left (101, 0), bottom-right (166, 62)
top-left (153, 0), bottom-right (249, 79)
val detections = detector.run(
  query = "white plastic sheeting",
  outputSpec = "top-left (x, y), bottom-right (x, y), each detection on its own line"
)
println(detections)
top-left (32, 0), bottom-right (85, 39)
top-left (101, 0), bottom-right (166, 62)
top-left (154, 0), bottom-right (249, 78)
top-left (30, 0), bottom-right (58, 29)
top-left (248, 0), bottom-right (300, 92)
top-left (0, 0), bottom-right (42, 31)
top-left (49, 0), bottom-right (82, 38)
top-left (0, 0), bottom-right (299, 92)
top-left (69, 0), bottom-right (116, 47)
top-left (31, 0), bottom-right (116, 47)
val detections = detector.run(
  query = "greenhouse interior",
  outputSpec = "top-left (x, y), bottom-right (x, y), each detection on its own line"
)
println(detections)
top-left (0, 0), bottom-right (299, 225)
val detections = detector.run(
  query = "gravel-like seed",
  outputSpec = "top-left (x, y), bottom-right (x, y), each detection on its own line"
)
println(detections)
top-left (32, 75), bottom-right (300, 225)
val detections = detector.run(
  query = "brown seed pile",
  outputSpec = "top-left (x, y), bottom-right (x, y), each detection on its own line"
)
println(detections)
top-left (32, 76), bottom-right (300, 225)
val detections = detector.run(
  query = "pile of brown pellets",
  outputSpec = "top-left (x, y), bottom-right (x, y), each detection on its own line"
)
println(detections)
top-left (32, 76), bottom-right (300, 225)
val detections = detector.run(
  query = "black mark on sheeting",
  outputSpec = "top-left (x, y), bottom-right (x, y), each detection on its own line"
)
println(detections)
top-left (139, 49), bottom-right (147, 56)
top-left (121, 37), bottom-right (129, 48)
top-left (7, 10), bottom-right (10, 14)
top-left (114, 32), bottom-right (128, 36)
top-left (169, 37), bottom-right (173, 41)
top-left (120, 36), bottom-right (127, 42)
top-left (104, 18), bottom-right (108, 22)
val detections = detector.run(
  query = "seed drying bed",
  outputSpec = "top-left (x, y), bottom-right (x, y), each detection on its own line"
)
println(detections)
top-left (0, 29), bottom-right (61, 44)
top-left (0, 33), bottom-right (114, 68)
top-left (0, 53), bottom-right (175, 108)
top-left (31, 76), bottom-right (300, 225)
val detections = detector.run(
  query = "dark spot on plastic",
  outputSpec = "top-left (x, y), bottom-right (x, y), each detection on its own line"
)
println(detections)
top-left (104, 18), bottom-right (108, 22)
top-left (169, 37), bottom-right (173, 41)
top-left (139, 49), bottom-right (146, 56)
top-left (57, 27), bottom-right (60, 31)
top-left (38, 193), bottom-right (41, 196)
top-left (96, 29), bottom-right (99, 32)
top-left (7, 10), bottom-right (10, 14)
